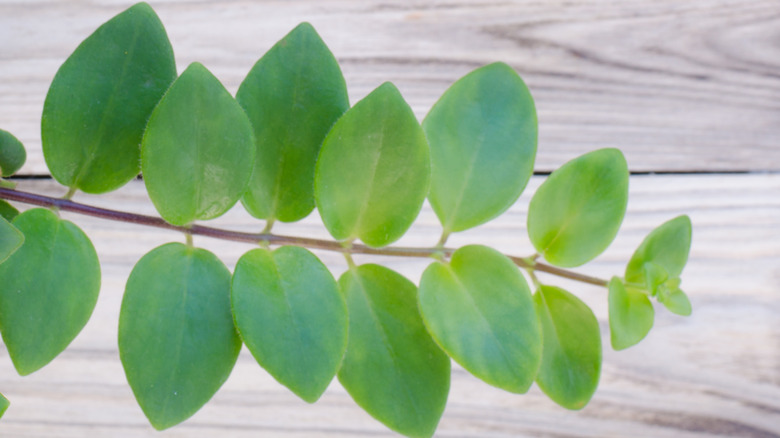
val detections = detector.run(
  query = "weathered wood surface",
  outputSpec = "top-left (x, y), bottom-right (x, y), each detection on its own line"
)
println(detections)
top-left (0, 174), bottom-right (778, 437)
top-left (1, 0), bottom-right (780, 174)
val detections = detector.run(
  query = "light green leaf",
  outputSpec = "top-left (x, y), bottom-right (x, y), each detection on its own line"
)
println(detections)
top-left (418, 245), bottom-right (541, 393)
top-left (626, 215), bottom-right (692, 286)
top-left (231, 246), bottom-right (347, 403)
top-left (0, 129), bottom-right (26, 176)
top-left (314, 82), bottom-right (430, 248)
top-left (0, 216), bottom-right (23, 264)
top-left (423, 62), bottom-right (537, 233)
top-left (534, 285), bottom-right (601, 410)
top-left (237, 23), bottom-right (349, 223)
top-left (141, 62), bottom-right (256, 226)
top-left (119, 243), bottom-right (240, 430)
top-left (338, 264), bottom-right (450, 438)
top-left (42, 2), bottom-right (176, 193)
top-left (0, 200), bottom-right (19, 222)
top-left (0, 392), bottom-right (8, 418)
top-left (659, 288), bottom-right (692, 316)
top-left (0, 208), bottom-right (100, 375)
top-left (527, 148), bottom-right (628, 267)
top-left (608, 277), bottom-right (654, 350)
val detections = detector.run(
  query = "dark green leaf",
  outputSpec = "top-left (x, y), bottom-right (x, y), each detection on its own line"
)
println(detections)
top-left (141, 62), bottom-right (256, 226)
top-left (0, 200), bottom-right (19, 222)
top-left (231, 246), bottom-right (347, 403)
top-left (608, 277), bottom-right (654, 350)
top-left (338, 264), bottom-right (450, 438)
top-left (41, 2), bottom-right (176, 193)
top-left (314, 83), bottom-right (430, 248)
top-left (0, 208), bottom-right (100, 375)
top-left (626, 215), bottom-right (692, 287)
top-left (119, 243), bottom-right (240, 430)
top-left (0, 129), bottom-right (26, 177)
top-left (0, 216), bottom-right (23, 264)
top-left (237, 23), bottom-right (349, 223)
top-left (423, 62), bottom-right (537, 233)
top-left (534, 285), bottom-right (601, 410)
top-left (418, 245), bottom-right (541, 393)
top-left (0, 392), bottom-right (8, 418)
top-left (527, 148), bottom-right (628, 267)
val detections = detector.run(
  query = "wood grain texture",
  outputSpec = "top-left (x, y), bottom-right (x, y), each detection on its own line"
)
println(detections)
top-left (1, 0), bottom-right (779, 174)
top-left (0, 174), bottom-right (778, 437)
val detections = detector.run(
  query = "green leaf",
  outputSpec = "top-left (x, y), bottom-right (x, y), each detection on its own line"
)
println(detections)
top-left (237, 23), bottom-right (349, 223)
top-left (0, 200), bottom-right (19, 222)
top-left (658, 288), bottom-right (692, 316)
top-left (231, 246), bottom-right (347, 403)
top-left (41, 2), bottom-right (176, 193)
top-left (0, 208), bottom-right (100, 375)
top-left (0, 216), bottom-right (23, 264)
top-left (0, 392), bottom-right (8, 418)
top-left (418, 245), bottom-right (541, 393)
top-left (626, 215), bottom-right (692, 286)
top-left (338, 264), bottom-right (450, 438)
top-left (141, 62), bottom-right (256, 226)
top-left (119, 243), bottom-right (240, 430)
top-left (527, 148), bottom-right (629, 267)
top-left (314, 82), bottom-right (430, 248)
top-left (608, 277), bottom-right (654, 350)
top-left (423, 62), bottom-right (537, 233)
top-left (534, 285), bottom-right (601, 410)
top-left (0, 129), bottom-right (26, 176)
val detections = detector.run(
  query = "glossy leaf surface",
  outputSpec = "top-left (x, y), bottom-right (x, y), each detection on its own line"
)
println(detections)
top-left (418, 245), bottom-right (541, 393)
top-left (315, 83), bottom-right (430, 247)
top-left (423, 62), bottom-right (537, 233)
top-left (608, 277), bottom-right (654, 350)
top-left (142, 63), bottom-right (255, 226)
top-left (0, 216), bottom-right (23, 264)
top-left (0, 129), bottom-right (26, 176)
top-left (528, 148), bottom-right (628, 267)
top-left (0, 200), bottom-right (19, 221)
top-left (42, 2), bottom-right (176, 193)
top-left (534, 285), bottom-right (601, 410)
top-left (0, 208), bottom-right (100, 375)
top-left (119, 243), bottom-right (240, 430)
top-left (231, 246), bottom-right (347, 403)
top-left (338, 264), bottom-right (450, 438)
top-left (237, 23), bottom-right (349, 223)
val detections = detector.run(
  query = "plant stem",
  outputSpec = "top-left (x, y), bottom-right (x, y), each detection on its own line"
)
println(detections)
top-left (0, 187), bottom-right (608, 287)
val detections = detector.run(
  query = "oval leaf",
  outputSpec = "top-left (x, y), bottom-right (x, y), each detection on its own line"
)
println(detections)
top-left (237, 23), bottom-right (349, 223)
top-left (314, 82), bottom-right (430, 248)
top-left (0, 129), bottom-right (26, 177)
top-left (338, 264), bottom-right (450, 438)
top-left (534, 285), bottom-right (601, 410)
top-left (142, 62), bottom-right (256, 226)
top-left (42, 2), bottom-right (176, 193)
top-left (423, 62), bottom-right (537, 233)
top-left (418, 245), bottom-right (541, 393)
top-left (626, 215), bottom-right (692, 286)
top-left (659, 288), bottom-right (692, 316)
top-left (119, 243), bottom-right (240, 430)
top-left (608, 277), bottom-right (654, 350)
top-left (0, 216), bottom-right (23, 264)
top-left (231, 246), bottom-right (347, 403)
top-left (527, 148), bottom-right (628, 267)
top-left (0, 208), bottom-right (100, 375)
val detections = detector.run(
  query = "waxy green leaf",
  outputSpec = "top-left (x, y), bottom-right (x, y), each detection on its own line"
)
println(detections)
top-left (0, 129), bottom-right (26, 177)
top-left (119, 243), bottom-right (240, 430)
top-left (418, 245), bottom-right (541, 393)
top-left (0, 216), bottom-right (23, 264)
top-left (237, 23), bottom-right (349, 223)
top-left (338, 264), bottom-right (450, 438)
top-left (0, 200), bottom-right (19, 222)
top-left (0, 208), bottom-right (100, 375)
top-left (142, 62), bottom-right (256, 226)
top-left (534, 285), bottom-right (601, 410)
top-left (314, 83), bottom-right (430, 248)
top-left (42, 2), bottom-right (176, 193)
top-left (528, 148), bottom-right (628, 267)
top-left (0, 392), bottom-right (8, 418)
top-left (608, 277), bottom-right (654, 350)
top-left (423, 63), bottom-right (537, 233)
top-left (231, 246), bottom-right (347, 403)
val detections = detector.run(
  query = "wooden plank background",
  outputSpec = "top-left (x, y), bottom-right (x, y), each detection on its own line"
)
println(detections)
top-left (0, 1), bottom-right (779, 437)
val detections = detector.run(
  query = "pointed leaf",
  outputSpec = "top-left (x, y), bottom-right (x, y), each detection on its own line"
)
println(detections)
top-left (42, 2), bottom-right (176, 193)
top-left (338, 264), bottom-right (450, 438)
top-left (0, 392), bottom-right (8, 418)
top-left (314, 83), bottom-right (430, 247)
top-left (418, 245), bottom-right (541, 393)
top-left (237, 23), bottom-right (349, 223)
top-left (141, 63), bottom-right (256, 226)
top-left (0, 200), bottom-right (19, 222)
top-left (119, 243), bottom-right (240, 430)
top-left (608, 277), bottom-right (654, 350)
top-left (231, 246), bottom-right (347, 403)
top-left (0, 216), bottom-right (23, 264)
top-left (0, 208), bottom-right (100, 375)
top-left (0, 129), bottom-right (26, 176)
top-left (534, 285), bottom-right (601, 410)
top-left (659, 288), bottom-right (692, 316)
top-left (626, 215), bottom-right (692, 285)
top-left (423, 62), bottom-right (537, 233)
top-left (527, 148), bottom-right (628, 267)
